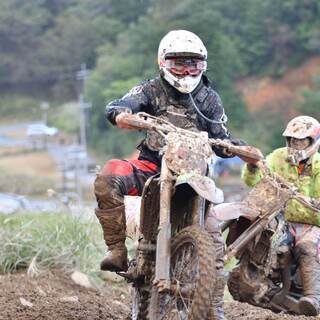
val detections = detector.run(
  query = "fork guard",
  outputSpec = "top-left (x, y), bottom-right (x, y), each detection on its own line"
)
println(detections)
top-left (174, 173), bottom-right (224, 204)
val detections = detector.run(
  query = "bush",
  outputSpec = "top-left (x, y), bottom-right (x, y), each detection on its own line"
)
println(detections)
top-left (49, 102), bottom-right (80, 135)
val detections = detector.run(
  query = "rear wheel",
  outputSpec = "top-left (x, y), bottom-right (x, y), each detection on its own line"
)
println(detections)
top-left (148, 226), bottom-right (217, 320)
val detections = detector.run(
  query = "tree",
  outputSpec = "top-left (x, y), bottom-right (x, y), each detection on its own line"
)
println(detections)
top-left (87, 77), bottom-right (143, 158)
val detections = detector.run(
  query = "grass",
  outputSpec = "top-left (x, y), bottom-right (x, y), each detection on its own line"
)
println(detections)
top-left (0, 213), bottom-right (105, 282)
top-left (0, 211), bottom-right (238, 293)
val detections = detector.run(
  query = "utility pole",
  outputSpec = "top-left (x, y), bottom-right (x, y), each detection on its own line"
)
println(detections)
top-left (40, 101), bottom-right (50, 125)
top-left (75, 64), bottom-right (92, 202)
top-left (76, 64), bottom-right (92, 174)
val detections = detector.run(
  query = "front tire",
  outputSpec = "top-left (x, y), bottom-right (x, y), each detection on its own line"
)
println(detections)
top-left (148, 226), bottom-right (217, 320)
top-left (132, 285), bottom-right (151, 320)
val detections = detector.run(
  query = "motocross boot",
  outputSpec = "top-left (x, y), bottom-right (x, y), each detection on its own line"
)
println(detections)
top-left (297, 242), bottom-right (320, 316)
top-left (95, 205), bottom-right (128, 272)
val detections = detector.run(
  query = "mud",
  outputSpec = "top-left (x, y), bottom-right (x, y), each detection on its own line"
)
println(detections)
top-left (0, 270), bottom-right (130, 320)
top-left (0, 270), bottom-right (319, 320)
top-left (225, 301), bottom-right (318, 320)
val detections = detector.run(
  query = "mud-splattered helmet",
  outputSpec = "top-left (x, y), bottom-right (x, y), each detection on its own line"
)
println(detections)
top-left (283, 115), bottom-right (320, 164)
top-left (158, 30), bottom-right (207, 94)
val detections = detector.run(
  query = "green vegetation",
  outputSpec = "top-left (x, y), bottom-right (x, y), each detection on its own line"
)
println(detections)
top-left (88, 77), bottom-right (144, 159)
top-left (240, 110), bottom-right (286, 154)
top-left (0, 0), bottom-right (152, 97)
top-left (49, 102), bottom-right (80, 135)
top-left (297, 76), bottom-right (320, 119)
top-left (0, 96), bottom-right (41, 123)
top-left (0, 0), bottom-right (319, 155)
top-left (0, 213), bottom-right (104, 280)
top-left (83, 0), bottom-right (320, 155)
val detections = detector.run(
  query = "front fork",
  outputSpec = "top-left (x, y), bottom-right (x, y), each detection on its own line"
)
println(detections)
top-left (154, 159), bottom-right (207, 292)
top-left (192, 195), bottom-right (206, 228)
top-left (155, 158), bottom-right (172, 292)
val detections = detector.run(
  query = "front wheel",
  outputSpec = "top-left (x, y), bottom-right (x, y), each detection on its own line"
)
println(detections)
top-left (132, 285), bottom-right (151, 320)
top-left (148, 226), bottom-right (217, 320)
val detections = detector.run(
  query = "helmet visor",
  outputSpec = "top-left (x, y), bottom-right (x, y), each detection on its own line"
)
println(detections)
top-left (163, 57), bottom-right (206, 76)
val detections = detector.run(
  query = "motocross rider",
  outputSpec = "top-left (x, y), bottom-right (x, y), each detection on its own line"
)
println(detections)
top-left (94, 30), bottom-right (244, 319)
top-left (242, 115), bottom-right (320, 316)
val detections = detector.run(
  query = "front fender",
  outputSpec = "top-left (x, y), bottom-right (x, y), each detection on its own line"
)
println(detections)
top-left (174, 173), bottom-right (224, 204)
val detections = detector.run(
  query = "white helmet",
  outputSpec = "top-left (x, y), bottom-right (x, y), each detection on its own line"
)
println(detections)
top-left (283, 115), bottom-right (320, 164)
top-left (158, 30), bottom-right (207, 94)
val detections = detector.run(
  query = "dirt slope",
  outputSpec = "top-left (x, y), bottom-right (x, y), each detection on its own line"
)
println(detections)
top-left (236, 56), bottom-right (320, 120)
top-left (225, 302), bottom-right (317, 320)
top-left (1, 271), bottom-right (318, 320)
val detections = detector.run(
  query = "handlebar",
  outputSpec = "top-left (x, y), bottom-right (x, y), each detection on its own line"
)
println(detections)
top-left (118, 112), bottom-right (264, 162)
top-left (118, 112), bottom-right (320, 212)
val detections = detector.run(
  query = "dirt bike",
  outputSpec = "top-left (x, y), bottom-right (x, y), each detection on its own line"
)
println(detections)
top-left (116, 112), bottom-right (261, 320)
top-left (215, 161), bottom-right (320, 315)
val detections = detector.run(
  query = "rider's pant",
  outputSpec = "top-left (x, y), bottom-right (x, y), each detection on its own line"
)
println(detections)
top-left (94, 159), bottom-right (160, 210)
top-left (94, 158), bottom-right (159, 249)
top-left (288, 223), bottom-right (320, 305)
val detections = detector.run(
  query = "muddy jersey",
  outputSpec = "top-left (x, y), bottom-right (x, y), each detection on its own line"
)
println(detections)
top-left (106, 75), bottom-right (240, 166)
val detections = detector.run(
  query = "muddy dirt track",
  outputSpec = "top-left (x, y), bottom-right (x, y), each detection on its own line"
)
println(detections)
top-left (0, 270), bottom-right (318, 320)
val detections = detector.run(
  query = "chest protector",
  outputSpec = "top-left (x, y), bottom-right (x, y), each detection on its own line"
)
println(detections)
top-left (145, 81), bottom-right (208, 151)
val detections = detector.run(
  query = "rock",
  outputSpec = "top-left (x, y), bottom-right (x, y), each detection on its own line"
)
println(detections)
top-left (20, 297), bottom-right (33, 308)
top-left (70, 271), bottom-right (93, 289)
top-left (60, 296), bottom-right (79, 303)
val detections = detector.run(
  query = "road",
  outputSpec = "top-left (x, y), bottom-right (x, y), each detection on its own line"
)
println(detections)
top-left (0, 122), bottom-right (33, 147)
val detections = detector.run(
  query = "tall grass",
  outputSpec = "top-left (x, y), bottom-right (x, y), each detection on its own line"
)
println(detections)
top-left (0, 213), bottom-right (104, 280)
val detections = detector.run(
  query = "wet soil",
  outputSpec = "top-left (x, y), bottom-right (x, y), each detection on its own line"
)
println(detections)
top-left (0, 270), bottom-right (130, 320)
top-left (225, 302), bottom-right (318, 320)
top-left (1, 270), bottom-right (319, 320)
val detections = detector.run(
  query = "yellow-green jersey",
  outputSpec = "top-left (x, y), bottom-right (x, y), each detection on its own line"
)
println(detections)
top-left (242, 147), bottom-right (320, 226)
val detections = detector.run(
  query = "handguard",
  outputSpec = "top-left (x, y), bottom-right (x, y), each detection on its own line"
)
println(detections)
top-left (209, 139), bottom-right (264, 165)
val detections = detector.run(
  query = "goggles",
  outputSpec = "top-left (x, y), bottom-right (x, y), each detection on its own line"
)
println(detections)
top-left (163, 58), bottom-right (207, 76)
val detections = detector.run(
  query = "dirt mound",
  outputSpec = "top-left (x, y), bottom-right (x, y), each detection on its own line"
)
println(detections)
top-left (0, 270), bottom-right (318, 320)
top-left (225, 301), bottom-right (318, 320)
top-left (0, 271), bottom-right (130, 320)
